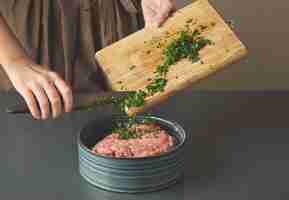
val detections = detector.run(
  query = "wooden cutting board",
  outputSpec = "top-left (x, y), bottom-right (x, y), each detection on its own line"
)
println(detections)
top-left (95, 0), bottom-right (248, 115)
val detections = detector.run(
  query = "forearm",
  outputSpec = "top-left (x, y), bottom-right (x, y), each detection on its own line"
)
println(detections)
top-left (0, 14), bottom-right (32, 72)
top-left (0, 15), bottom-right (72, 120)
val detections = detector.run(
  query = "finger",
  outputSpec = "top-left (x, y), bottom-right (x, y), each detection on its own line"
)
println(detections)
top-left (30, 83), bottom-right (50, 120)
top-left (142, 3), bottom-right (159, 27)
top-left (42, 79), bottom-right (62, 119)
top-left (164, 0), bottom-right (175, 12)
top-left (50, 72), bottom-right (73, 113)
top-left (156, 1), bottom-right (174, 26)
top-left (18, 88), bottom-right (41, 119)
top-left (156, 12), bottom-right (169, 27)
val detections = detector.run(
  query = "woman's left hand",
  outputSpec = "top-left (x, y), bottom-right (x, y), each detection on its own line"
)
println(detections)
top-left (142, 0), bottom-right (176, 28)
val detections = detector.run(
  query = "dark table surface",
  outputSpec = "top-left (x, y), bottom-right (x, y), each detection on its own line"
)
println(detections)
top-left (2, 91), bottom-right (289, 200)
top-left (1, 0), bottom-right (289, 199)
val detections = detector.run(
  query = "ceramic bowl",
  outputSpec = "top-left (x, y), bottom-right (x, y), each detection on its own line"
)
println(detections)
top-left (78, 115), bottom-right (186, 193)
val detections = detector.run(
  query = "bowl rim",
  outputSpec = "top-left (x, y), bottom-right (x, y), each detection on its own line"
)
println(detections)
top-left (78, 115), bottom-right (187, 161)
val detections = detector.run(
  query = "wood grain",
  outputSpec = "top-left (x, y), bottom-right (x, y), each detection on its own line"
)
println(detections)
top-left (95, 0), bottom-right (248, 115)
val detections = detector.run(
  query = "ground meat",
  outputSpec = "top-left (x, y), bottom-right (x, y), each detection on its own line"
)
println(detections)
top-left (92, 123), bottom-right (175, 158)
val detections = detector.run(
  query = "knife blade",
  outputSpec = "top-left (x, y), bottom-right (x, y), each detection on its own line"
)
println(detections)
top-left (5, 90), bottom-right (131, 114)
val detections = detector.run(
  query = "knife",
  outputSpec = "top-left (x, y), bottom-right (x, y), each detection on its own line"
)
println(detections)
top-left (5, 90), bottom-right (131, 114)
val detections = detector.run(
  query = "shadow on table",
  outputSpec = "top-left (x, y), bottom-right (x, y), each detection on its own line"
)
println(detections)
top-left (79, 177), bottom-right (184, 200)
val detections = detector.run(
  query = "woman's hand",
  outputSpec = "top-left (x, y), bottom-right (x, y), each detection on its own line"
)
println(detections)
top-left (0, 15), bottom-right (73, 120)
top-left (5, 59), bottom-right (73, 120)
top-left (142, 0), bottom-right (176, 28)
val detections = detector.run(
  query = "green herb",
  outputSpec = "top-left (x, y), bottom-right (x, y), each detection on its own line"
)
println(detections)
top-left (112, 116), bottom-right (136, 140)
top-left (113, 114), bottom-right (155, 139)
top-left (113, 125), bottom-right (137, 140)
top-left (146, 78), bottom-right (167, 95)
top-left (114, 90), bottom-right (147, 113)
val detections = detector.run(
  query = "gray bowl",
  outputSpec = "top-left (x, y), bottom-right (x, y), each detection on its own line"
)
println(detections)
top-left (78, 115), bottom-right (186, 193)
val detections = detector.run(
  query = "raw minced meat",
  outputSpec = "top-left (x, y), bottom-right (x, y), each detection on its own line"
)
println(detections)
top-left (92, 123), bottom-right (175, 158)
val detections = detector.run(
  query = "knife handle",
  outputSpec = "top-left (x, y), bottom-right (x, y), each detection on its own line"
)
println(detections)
top-left (5, 97), bottom-right (112, 114)
top-left (6, 105), bottom-right (83, 114)
top-left (5, 90), bottom-right (129, 114)
top-left (5, 103), bottom-right (110, 114)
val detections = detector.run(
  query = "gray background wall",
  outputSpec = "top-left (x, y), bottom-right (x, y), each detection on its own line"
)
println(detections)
top-left (176, 0), bottom-right (289, 91)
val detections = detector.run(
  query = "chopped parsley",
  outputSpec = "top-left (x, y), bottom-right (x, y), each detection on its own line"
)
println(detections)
top-left (116, 29), bottom-right (212, 112)
top-left (84, 28), bottom-right (212, 139)
top-left (111, 29), bottom-right (212, 139)
top-left (113, 114), bottom-right (154, 139)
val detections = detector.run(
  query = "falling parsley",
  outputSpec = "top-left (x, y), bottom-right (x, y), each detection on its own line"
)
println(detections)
top-left (113, 114), bottom-right (155, 139)
top-left (85, 28), bottom-right (212, 139)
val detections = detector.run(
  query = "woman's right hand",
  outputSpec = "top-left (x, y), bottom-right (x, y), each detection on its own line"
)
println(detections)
top-left (5, 60), bottom-right (73, 120)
